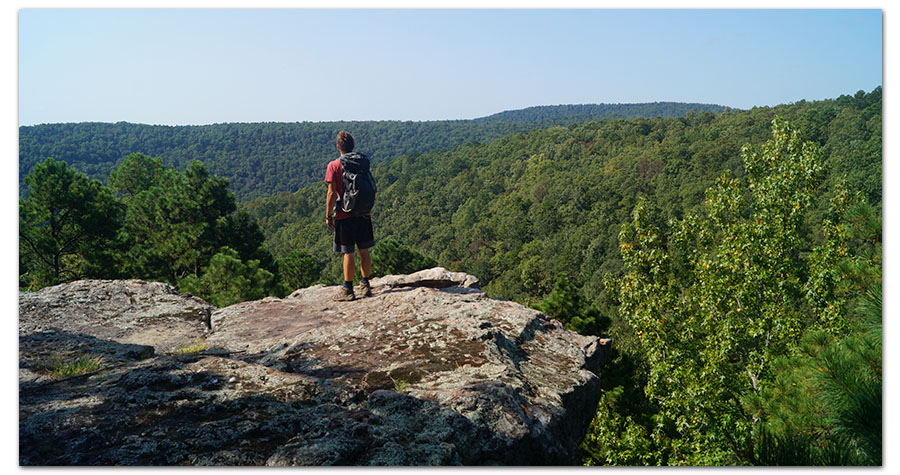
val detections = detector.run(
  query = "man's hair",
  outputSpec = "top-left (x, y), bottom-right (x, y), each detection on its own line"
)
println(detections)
top-left (336, 130), bottom-right (355, 153)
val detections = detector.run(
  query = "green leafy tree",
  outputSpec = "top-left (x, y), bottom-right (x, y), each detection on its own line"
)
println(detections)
top-left (19, 158), bottom-right (122, 289)
top-left (587, 118), bottom-right (865, 465)
top-left (122, 161), bottom-right (240, 282)
top-left (371, 238), bottom-right (438, 276)
top-left (178, 247), bottom-right (277, 307)
top-left (278, 249), bottom-right (323, 291)
top-left (108, 152), bottom-right (163, 200)
top-left (538, 274), bottom-right (610, 336)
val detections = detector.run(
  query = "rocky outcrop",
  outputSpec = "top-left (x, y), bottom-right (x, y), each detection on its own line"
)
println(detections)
top-left (19, 280), bottom-right (212, 379)
top-left (19, 269), bottom-right (610, 466)
top-left (371, 267), bottom-right (480, 289)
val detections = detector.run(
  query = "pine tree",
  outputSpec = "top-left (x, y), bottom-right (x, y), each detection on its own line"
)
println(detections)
top-left (370, 239), bottom-right (437, 276)
top-left (178, 247), bottom-right (277, 308)
top-left (278, 250), bottom-right (323, 291)
top-left (19, 158), bottom-right (122, 289)
top-left (751, 286), bottom-right (881, 465)
top-left (538, 274), bottom-right (610, 336)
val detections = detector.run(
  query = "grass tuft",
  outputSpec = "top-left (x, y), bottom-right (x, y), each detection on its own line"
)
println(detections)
top-left (390, 376), bottom-right (409, 393)
top-left (40, 353), bottom-right (104, 379)
top-left (173, 339), bottom-right (209, 355)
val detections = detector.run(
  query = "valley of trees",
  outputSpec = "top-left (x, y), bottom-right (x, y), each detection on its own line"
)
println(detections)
top-left (247, 89), bottom-right (881, 306)
top-left (240, 87), bottom-right (883, 465)
top-left (19, 102), bottom-right (726, 202)
top-left (18, 89), bottom-right (881, 465)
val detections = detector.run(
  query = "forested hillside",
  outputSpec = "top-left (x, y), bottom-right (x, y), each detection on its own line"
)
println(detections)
top-left (19, 102), bottom-right (726, 201)
top-left (19, 88), bottom-right (880, 466)
top-left (476, 102), bottom-right (726, 123)
top-left (246, 88), bottom-right (881, 305)
top-left (242, 87), bottom-right (881, 465)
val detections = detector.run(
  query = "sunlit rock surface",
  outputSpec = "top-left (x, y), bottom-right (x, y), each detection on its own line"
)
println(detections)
top-left (19, 269), bottom-right (609, 466)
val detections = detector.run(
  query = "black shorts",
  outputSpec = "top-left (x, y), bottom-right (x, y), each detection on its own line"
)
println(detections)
top-left (333, 215), bottom-right (375, 254)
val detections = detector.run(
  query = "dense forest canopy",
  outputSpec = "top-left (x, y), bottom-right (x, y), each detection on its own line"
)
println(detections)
top-left (19, 87), bottom-right (881, 466)
top-left (246, 88), bottom-right (881, 306)
top-left (237, 88), bottom-right (880, 465)
top-left (475, 102), bottom-right (727, 123)
top-left (19, 102), bottom-right (727, 202)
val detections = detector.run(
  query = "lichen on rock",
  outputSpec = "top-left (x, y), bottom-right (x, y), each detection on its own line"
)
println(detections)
top-left (19, 269), bottom-right (609, 466)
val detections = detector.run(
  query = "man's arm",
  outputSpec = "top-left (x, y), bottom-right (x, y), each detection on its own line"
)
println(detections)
top-left (325, 181), bottom-right (337, 229)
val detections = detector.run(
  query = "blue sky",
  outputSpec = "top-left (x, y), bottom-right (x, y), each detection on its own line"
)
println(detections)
top-left (17, 8), bottom-right (882, 125)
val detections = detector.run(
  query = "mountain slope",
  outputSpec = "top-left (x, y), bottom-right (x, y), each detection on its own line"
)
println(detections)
top-left (474, 102), bottom-right (726, 123)
top-left (244, 88), bottom-right (881, 310)
top-left (19, 102), bottom-right (727, 201)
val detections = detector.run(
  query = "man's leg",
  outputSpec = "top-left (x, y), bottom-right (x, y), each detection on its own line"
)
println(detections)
top-left (332, 219), bottom-right (356, 301)
top-left (356, 247), bottom-right (373, 297)
top-left (358, 247), bottom-right (372, 279)
top-left (343, 252), bottom-right (356, 283)
top-left (333, 251), bottom-right (356, 301)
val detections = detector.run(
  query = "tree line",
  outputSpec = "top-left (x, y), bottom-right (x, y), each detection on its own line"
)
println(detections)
top-left (246, 88), bottom-right (880, 308)
top-left (19, 102), bottom-right (727, 202)
top-left (475, 102), bottom-right (726, 123)
top-left (241, 87), bottom-right (881, 465)
top-left (19, 154), bottom-right (437, 307)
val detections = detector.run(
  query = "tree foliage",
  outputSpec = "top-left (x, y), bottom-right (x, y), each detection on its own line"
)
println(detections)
top-left (370, 238), bottom-right (438, 276)
top-left (122, 161), bottom-right (237, 282)
top-left (19, 157), bottom-right (283, 308)
top-left (751, 285), bottom-right (881, 466)
top-left (278, 249), bottom-right (323, 291)
top-left (178, 246), bottom-right (277, 308)
top-left (19, 158), bottom-right (122, 289)
top-left (107, 152), bottom-right (163, 200)
top-left (749, 199), bottom-right (882, 466)
top-left (580, 118), bottom-right (881, 466)
top-left (20, 103), bottom-right (726, 202)
top-left (538, 274), bottom-right (610, 336)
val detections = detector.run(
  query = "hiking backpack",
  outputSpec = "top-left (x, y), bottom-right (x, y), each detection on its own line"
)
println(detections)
top-left (336, 152), bottom-right (377, 217)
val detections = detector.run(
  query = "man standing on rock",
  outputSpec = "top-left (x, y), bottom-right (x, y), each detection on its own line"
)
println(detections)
top-left (325, 130), bottom-right (376, 301)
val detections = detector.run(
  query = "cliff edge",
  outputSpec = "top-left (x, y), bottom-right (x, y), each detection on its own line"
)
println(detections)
top-left (19, 268), bottom-right (609, 466)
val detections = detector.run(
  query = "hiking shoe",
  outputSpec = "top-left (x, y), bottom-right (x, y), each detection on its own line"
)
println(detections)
top-left (356, 280), bottom-right (373, 298)
top-left (333, 286), bottom-right (355, 301)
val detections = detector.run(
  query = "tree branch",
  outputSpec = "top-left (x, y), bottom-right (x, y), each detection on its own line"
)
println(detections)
top-left (19, 232), bottom-right (56, 270)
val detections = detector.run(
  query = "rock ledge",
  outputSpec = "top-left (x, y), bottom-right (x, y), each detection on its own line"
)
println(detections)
top-left (19, 269), bottom-right (609, 466)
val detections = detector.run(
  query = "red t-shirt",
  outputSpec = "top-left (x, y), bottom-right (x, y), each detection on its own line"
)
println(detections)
top-left (325, 158), bottom-right (351, 220)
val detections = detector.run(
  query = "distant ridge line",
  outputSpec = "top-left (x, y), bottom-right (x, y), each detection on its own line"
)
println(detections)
top-left (18, 101), bottom-right (734, 201)
top-left (21, 102), bottom-right (733, 129)
top-left (474, 102), bottom-right (730, 123)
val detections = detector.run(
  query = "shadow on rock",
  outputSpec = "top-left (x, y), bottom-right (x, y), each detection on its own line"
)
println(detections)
top-left (20, 272), bottom-right (610, 466)
top-left (19, 340), bottom-right (548, 465)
